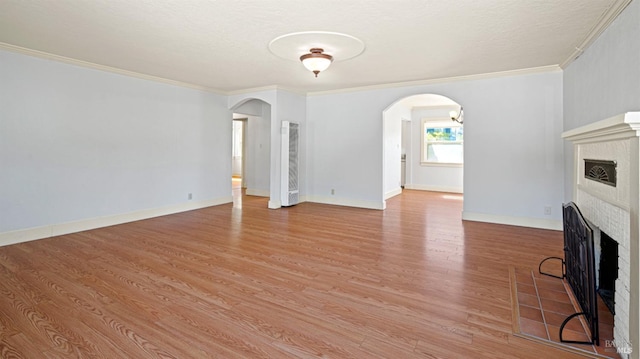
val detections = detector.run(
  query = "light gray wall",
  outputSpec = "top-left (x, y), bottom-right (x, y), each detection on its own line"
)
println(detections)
top-left (1, 42), bottom-right (568, 235)
top-left (563, 0), bottom-right (640, 201)
top-left (563, 1), bottom-right (640, 130)
top-left (0, 49), bottom-right (232, 234)
top-left (307, 70), bottom-right (564, 226)
top-left (307, 90), bottom-right (388, 209)
top-left (462, 72), bottom-right (563, 226)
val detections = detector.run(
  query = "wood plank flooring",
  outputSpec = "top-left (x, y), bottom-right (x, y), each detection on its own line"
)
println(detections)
top-left (0, 190), bottom-right (586, 358)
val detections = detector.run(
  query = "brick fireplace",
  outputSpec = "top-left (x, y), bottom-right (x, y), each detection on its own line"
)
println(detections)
top-left (563, 112), bottom-right (640, 358)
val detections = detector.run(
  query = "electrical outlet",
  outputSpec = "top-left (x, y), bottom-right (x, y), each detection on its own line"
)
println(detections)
top-left (331, 189), bottom-right (335, 195)
top-left (544, 206), bottom-right (551, 215)
top-left (188, 193), bottom-right (193, 200)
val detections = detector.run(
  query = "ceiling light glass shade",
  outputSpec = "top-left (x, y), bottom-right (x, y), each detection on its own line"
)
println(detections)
top-left (450, 107), bottom-right (464, 124)
top-left (302, 57), bottom-right (332, 72)
top-left (300, 48), bottom-right (333, 77)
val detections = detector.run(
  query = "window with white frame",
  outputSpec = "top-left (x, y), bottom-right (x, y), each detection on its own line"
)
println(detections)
top-left (421, 119), bottom-right (463, 165)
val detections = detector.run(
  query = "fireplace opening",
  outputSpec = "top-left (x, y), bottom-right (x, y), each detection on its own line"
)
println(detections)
top-left (598, 231), bottom-right (618, 315)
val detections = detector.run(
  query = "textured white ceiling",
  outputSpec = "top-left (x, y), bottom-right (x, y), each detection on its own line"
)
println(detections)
top-left (0, 0), bottom-right (625, 93)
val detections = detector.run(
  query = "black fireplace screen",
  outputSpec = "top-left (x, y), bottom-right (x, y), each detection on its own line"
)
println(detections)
top-left (539, 202), bottom-right (599, 345)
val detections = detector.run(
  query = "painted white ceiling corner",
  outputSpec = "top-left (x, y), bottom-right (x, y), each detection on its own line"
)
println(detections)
top-left (0, 0), bottom-right (630, 94)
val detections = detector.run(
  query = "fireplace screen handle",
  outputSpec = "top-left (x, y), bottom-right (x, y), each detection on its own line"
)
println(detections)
top-left (538, 256), bottom-right (565, 279)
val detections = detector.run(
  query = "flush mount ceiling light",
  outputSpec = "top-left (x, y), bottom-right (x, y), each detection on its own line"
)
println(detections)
top-left (269, 31), bottom-right (365, 78)
top-left (300, 48), bottom-right (333, 77)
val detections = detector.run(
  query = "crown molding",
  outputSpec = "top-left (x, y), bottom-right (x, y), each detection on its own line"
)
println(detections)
top-left (226, 84), bottom-right (306, 97)
top-left (226, 85), bottom-right (280, 95)
top-left (559, 0), bottom-right (633, 68)
top-left (1, 42), bottom-right (308, 97)
top-left (0, 39), bottom-right (577, 99)
top-left (306, 65), bottom-right (562, 96)
top-left (0, 42), bottom-right (227, 95)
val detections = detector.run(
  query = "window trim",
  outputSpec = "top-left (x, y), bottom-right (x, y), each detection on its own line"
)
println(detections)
top-left (420, 118), bottom-right (463, 166)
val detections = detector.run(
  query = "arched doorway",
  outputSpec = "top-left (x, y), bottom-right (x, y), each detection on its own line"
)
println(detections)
top-left (382, 94), bottom-right (464, 205)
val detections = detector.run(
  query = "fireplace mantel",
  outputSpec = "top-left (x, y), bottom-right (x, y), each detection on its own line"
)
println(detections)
top-left (563, 112), bottom-right (639, 358)
top-left (562, 112), bottom-right (640, 143)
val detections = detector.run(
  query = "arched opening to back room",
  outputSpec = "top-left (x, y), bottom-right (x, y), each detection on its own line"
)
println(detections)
top-left (382, 94), bottom-right (464, 205)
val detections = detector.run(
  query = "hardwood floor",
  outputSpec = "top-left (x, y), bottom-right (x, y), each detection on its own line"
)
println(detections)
top-left (0, 190), bottom-right (586, 358)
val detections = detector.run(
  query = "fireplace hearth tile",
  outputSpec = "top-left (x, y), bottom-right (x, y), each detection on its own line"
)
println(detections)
top-left (540, 297), bottom-right (578, 316)
top-left (547, 324), bottom-right (591, 344)
top-left (519, 304), bottom-right (544, 322)
top-left (518, 292), bottom-right (541, 308)
top-left (539, 287), bottom-right (572, 303)
top-left (520, 318), bottom-right (549, 340)
top-left (509, 266), bottom-right (618, 358)
top-left (544, 310), bottom-right (585, 333)
top-left (535, 277), bottom-right (567, 292)
top-left (516, 283), bottom-right (537, 296)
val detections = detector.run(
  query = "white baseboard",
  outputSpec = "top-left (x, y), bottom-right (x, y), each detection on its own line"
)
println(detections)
top-left (404, 184), bottom-right (463, 193)
top-left (462, 211), bottom-right (562, 231)
top-left (384, 187), bottom-right (403, 200)
top-left (0, 196), bottom-right (233, 247)
top-left (268, 200), bottom-right (281, 209)
top-left (306, 195), bottom-right (385, 210)
top-left (245, 188), bottom-right (270, 197)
